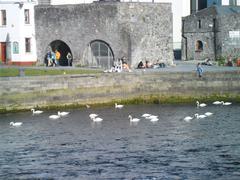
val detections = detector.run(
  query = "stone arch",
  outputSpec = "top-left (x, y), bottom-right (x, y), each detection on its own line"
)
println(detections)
top-left (45, 40), bottom-right (72, 66)
top-left (195, 40), bottom-right (203, 52)
top-left (89, 40), bottom-right (114, 69)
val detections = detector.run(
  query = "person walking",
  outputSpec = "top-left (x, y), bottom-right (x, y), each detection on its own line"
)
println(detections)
top-left (196, 63), bottom-right (203, 78)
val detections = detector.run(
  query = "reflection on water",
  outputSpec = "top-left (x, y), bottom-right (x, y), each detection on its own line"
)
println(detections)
top-left (0, 104), bottom-right (240, 179)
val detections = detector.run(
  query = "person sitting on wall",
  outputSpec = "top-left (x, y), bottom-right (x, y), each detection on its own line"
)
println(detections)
top-left (121, 56), bottom-right (132, 72)
top-left (237, 57), bottom-right (240, 67)
top-left (226, 55), bottom-right (233, 67)
top-left (153, 60), bottom-right (166, 68)
top-left (145, 60), bottom-right (153, 68)
top-left (196, 62), bottom-right (203, 78)
top-left (202, 58), bottom-right (212, 66)
top-left (137, 61), bottom-right (145, 69)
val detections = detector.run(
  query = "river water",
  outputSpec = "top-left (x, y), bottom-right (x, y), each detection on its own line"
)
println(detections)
top-left (0, 104), bottom-right (240, 179)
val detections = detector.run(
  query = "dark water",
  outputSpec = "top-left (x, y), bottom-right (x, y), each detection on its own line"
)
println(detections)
top-left (0, 104), bottom-right (240, 179)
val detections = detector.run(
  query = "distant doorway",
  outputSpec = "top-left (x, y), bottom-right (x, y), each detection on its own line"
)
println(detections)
top-left (47, 40), bottom-right (72, 66)
top-left (196, 40), bottom-right (203, 52)
top-left (90, 40), bottom-right (114, 69)
top-left (0, 42), bottom-right (6, 64)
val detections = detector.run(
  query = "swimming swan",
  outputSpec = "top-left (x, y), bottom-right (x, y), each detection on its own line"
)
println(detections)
top-left (196, 101), bottom-right (207, 107)
top-left (92, 117), bottom-right (103, 122)
top-left (128, 115), bottom-right (140, 122)
top-left (194, 113), bottom-right (207, 119)
top-left (213, 101), bottom-right (222, 105)
top-left (145, 115), bottom-right (158, 120)
top-left (58, 111), bottom-right (69, 117)
top-left (115, 103), bottom-right (124, 109)
top-left (89, 113), bottom-right (98, 119)
top-left (221, 101), bottom-right (232, 105)
top-left (183, 116), bottom-right (193, 122)
top-left (150, 117), bottom-right (159, 122)
top-left (141, 113), bottom-right (151, 118)
top-left (205, 112), bottom-right (213, 116)
top-left (49, 114), bottom-right (60, 119)
top-left (31, 108), bottom-right (43, 114)
top-left (10, 122), bottom-right (23, 126)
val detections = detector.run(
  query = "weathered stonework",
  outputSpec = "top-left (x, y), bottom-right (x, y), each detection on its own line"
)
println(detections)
top-left (182, 6), bottom-right (240, 61)
top-left (0, 71), bottom-right (240, 112)
top-left (35, 2), bottom-right (173, 68)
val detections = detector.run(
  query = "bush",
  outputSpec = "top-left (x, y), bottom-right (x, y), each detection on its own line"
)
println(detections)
top-left (216, 56), bottom-right (226, 66)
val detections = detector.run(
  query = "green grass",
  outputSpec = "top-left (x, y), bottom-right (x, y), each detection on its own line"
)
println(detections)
top-left (0, 68), bottom-right (19, 77)
top-left (0, 68), bottom-right (101, 77)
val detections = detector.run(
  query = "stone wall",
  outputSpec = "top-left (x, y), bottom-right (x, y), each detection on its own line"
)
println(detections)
top-left (0, 71), bottom-right (240, 112)
top-left (35, 2), bottom-right (173, 68)
top-left (182, 6), bottom-right (240, 61)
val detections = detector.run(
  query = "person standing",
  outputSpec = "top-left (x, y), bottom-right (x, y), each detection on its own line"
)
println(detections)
top-left (55, 50), bottom-right (61, 66)
top-left (51, 50), bottom-right (56, 66)
top-left (66, 52), bottom-right (72, 66)
top-left (196, 63), bottom-right (203, 78)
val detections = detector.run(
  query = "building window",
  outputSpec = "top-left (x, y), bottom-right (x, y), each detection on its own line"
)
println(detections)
top-left (198, 20), bottom-right (201, 29)
top-left (13, 42), bottom-right (19, 54)
top-left (0, 10), bottom-right (7, 26)
top-left (90, 40), bottom-right (114, 69)
top-left (25, 38), bottom-right (31, 53)
top-left (196, 40), bottom-right (203, 52)
top-left (24, 9), bottom-right (30, 24)
top-left (229, 0), bottom-right (236, 5)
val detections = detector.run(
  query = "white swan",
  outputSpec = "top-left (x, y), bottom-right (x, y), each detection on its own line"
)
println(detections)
top-left (58, 111), bottom-right (69, 117)
top-left (49, 114), bottom-right (60, 120)
top-left (183, 116), bottom-right (193, 122)
top-left (213, 101), bottom-right (222, 105)
top-left (31, 108), bottom-right (43, 114)
top-left (195, 113), bottom-right (207, 119)
top-left (145, 115), bottom-right (158, 120)
top-left (89, 113), bottom-right (98, 119)
top-left (221, 101), bottom-right (232, 105)
top-left (141, 113), bottom-right (151, 118)
top-left (205, 112), bottom-right (213, 116)
top-left (92, 117), bottom-right (103, 122)
top-left (150, 117), bottom-right (159, 122)
top-left (128, 115), bottom-right (140, 122)
top-left (196, 101), bottom-right (207, 107)
top-left (10, 122), bottom-right (22, 126)
top-left (115, 103), bottom-right (124, 109)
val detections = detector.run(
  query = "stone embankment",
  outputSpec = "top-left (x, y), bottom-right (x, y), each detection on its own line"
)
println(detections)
top-left (0, 70), bottom-right (240, 113)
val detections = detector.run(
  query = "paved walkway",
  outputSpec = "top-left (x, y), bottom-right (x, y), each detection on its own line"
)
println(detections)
top-left (0, 60), bottom-right (239, 73)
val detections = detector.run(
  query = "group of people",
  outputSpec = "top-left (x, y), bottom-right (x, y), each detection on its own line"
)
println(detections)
top-left (137, 60), bottom-right (166, 69)
top-left (46, 50), bottom-right (61, 67)
top-left (109, 56), bottom-right (132, 72)
top-left (46, 50), bottom-right (72, 67)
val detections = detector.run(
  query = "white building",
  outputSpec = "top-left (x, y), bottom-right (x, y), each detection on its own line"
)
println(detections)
top-left (0, 0), bottom-right (37, 65)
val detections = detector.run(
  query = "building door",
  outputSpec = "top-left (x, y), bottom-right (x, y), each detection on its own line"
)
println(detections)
top-left (90, 40), bottom-right (114, 69)
top-left (0, 42), bottom-right (6, 64)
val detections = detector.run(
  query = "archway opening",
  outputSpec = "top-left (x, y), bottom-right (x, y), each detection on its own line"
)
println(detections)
top-left (46, 40), bottom-right (72, 66)
top-left (90, 40), bottom-right (114, 69)
top-left (195, 40), bottom-right (203, 52)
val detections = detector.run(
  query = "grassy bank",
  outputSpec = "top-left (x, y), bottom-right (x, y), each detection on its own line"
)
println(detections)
top-left (0, 67), bottom-right (101, 77)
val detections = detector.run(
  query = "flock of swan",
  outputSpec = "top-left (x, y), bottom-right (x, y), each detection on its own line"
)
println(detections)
top-left (9, 100), bottom-right (232, 127)
top-left (183, 100), bottom-right (232, 122)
